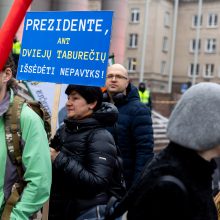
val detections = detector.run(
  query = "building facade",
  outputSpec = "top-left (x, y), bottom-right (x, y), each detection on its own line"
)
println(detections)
top-left (125, 0), bottom-right (174, 92)
top-left (126, 0), bottom-right (220, 93)
top-left (174, 0), bottom-right (220, 92)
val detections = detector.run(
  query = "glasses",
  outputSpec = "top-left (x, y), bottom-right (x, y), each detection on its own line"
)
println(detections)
top-left (106, 74), bottom-right (128, 80)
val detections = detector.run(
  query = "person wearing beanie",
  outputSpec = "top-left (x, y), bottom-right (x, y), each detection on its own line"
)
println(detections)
top-left (49, 84), bottom-right (126, 220)
top-left (105, 82), bottom-right (220, 220)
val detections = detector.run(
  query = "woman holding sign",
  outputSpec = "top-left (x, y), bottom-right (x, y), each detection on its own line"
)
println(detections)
top-left (49, 85), bottom-right (126, 220)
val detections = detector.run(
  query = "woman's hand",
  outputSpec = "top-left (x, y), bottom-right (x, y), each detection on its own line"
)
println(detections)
top-left (50, 147), bottom-right (60, 162)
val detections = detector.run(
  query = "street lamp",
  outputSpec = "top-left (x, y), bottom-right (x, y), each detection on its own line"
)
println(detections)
top-left (192, 0), bottom-right (203, 85)
top-left (140, 0), bottom-right (151, 83)
top-left (168, 0), bottom-right (179, 94)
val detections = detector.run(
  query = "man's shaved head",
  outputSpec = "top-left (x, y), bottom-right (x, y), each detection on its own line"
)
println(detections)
top-left (107, 64), bottom-right (128, 78)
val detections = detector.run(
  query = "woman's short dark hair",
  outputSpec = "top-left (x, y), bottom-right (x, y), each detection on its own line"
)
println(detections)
top-left (65, 85), bottom-right (103, 111)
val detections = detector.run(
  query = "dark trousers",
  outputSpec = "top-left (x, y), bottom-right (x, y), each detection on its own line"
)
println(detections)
top-left (76, 205), bottom-right (123, 220)
top-left (76, 205), bottom-right (107, 220)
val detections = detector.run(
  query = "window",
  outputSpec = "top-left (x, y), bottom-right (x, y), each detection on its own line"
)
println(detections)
top-left (160, 61), bottom-right (167, 75)
top-left (218, 67), bottom-right (220, 77)
top-left (128, 58), bottom-right (137, 71)
top-left (192, 15), bottom-right (203, 27)
top-left (131, 8), bottom-right (140, 23)
top-left (208, 13), bottom-right (218, 27)
top-left (188, 63), bottom-right (199, 77)
top-left (129, 33), bottom-right (138, 48)
top-left (164, 12), bottom-right (170, 27)
top-left (204, 64), bottom-right (214, 78)
top-left (162, 36), bottom-right (168, 52)
top-left (205, 38), bottom-right (216, 53)
top-left (190, 39), bottom-right (201, 52)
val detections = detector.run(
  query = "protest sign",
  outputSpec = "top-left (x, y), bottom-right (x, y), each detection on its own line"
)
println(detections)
top-left (25, 81), bottom-right (68, 125)
top-left (17, 11), bottom-right (113, 87)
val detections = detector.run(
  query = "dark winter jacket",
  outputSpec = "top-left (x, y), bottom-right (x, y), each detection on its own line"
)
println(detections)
top-left (110, 142), bottom-right (218, 220)
top-left (104, 83), bottom-right (154, 188)
top-left (49, 102), bottom-right (125, 220)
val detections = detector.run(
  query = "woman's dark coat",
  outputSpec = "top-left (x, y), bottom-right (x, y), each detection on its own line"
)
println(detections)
top-left (49, 103), bottom-right (125, 220)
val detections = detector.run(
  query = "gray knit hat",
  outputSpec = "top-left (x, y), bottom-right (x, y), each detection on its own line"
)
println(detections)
top-left (167, 82), bottom-right (220, 151)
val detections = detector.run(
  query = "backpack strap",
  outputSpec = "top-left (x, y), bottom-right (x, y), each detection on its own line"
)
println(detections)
top-left (26, 100), bottom-right (51, 141)
top-left (1, 184), bottom-right (21, 220)
top-left (214, 191), bottom-right (220, 219)
top-left (2, 96), bottom-right (26, 219)
top-left (4, 95), bottom-right (24, 167)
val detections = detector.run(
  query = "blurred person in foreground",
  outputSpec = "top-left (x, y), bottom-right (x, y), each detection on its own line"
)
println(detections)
top-left (106, 82), bottom-right (220, 220)
top-left (103, 63), bottom-right (154, 189)
top-left (0, 55), bottom-right (51, 219)
top-left (49, 85), bottom-right (125, 220)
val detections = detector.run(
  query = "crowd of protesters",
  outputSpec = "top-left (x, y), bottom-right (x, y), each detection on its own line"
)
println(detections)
top-left (1, 52), bottom-right (220, 220)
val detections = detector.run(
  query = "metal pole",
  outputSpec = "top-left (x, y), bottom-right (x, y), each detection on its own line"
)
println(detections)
top-left (140, 0), bottom-right (150, 83)
top-left (168, 0), bottom-right (179, 93)
top-left (192, 0), bottom-right (203, 85)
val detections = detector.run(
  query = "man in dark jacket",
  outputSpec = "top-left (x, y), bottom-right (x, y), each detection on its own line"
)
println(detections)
top-left (104, 63), bottom-right (154, 189)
